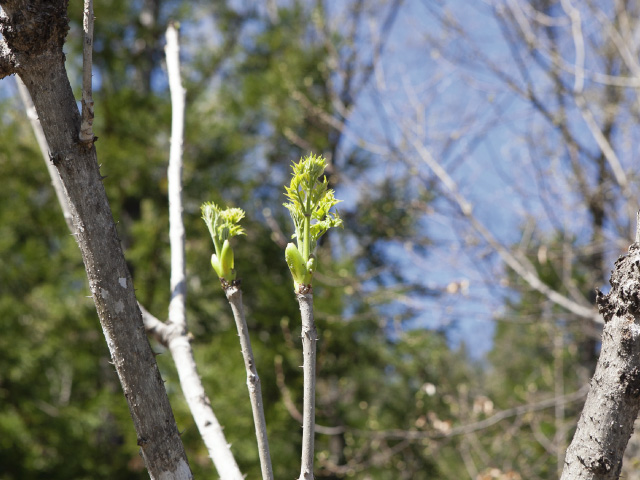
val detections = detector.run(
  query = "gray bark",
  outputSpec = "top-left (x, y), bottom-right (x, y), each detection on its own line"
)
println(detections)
top-left (297, 292), bottom-right (317, 480)
top-left (561, 240), bottom-right (640, 480)
top-left (0, 2), bottom-right (192, 478)
top-left (225, 285), bottom-right (274, 480)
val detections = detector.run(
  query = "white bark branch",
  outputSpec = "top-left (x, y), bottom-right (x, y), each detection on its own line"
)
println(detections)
top-left (560, 0), bottom-right (585, 94)
top-left (165, 23), bottom-right (187, 332)
top-left (139, 303), bottom-right (245, 479)
top-left (512, 0), bottom-right (629, 193)
top-left (79, 0), bottom-right (94, 144)
top-left (139, 302), bottom-right (172, 345)
top-left (168, 334), bottom-right (244, 480)
top-left (225, 285), bottom-right (274, 480)
top-left (297, 292), bottom-right (317, 480)
top-left (164, 24), bottom-right (244, 479)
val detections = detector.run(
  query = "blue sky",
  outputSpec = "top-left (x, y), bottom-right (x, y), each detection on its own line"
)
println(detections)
top-left (329, 0), bottom-right (636, 356)
top-left (2, 0), bottom-right (635, 359)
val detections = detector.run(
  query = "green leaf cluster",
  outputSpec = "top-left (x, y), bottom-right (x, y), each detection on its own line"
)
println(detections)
top-left (201, 202), bottom-right (245, 282)
top-left (0, 1), bottom-right (464, 479)
top-left (283, 153), bottom-right (342, 289)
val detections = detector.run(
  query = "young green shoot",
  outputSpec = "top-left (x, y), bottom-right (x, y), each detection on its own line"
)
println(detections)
top-left (201, 201), bottom-right (274, 480)
top-left (284, 153), bottom-right (342, 292)
top-left (283, 153), bottom-right (343, 480)
top-left (201, 202), bottom-right (245, 284)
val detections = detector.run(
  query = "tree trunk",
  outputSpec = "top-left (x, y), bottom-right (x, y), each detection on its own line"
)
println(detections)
top-left (561, 240), bottom-right (640, 480)
top-left (0, 1), bottom-right (192, 478)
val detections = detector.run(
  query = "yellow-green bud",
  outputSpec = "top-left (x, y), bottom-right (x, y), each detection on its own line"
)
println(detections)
top-left (286, 242), bottom-right (309, 287)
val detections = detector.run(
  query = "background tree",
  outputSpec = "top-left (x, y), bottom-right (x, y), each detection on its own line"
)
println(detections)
top-left (2, 0), bottom-right (640, 479)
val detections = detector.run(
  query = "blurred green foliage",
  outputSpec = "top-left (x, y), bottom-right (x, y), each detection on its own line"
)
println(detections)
top-left (0, 1), bottom-right (474, 479)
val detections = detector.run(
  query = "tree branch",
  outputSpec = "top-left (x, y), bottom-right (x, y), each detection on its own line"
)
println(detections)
top-left (165, 22), bottom-right (187, 334)
top-left (366, 385), bottom-right (588, 441)
top-left (297, 292), bottom-right (317, 480)
top-left (15, 76), bottom-right (74, 232)
top-left (164, 24), bottom-right (244, 479)
top-left (79, 0), bottom-right (94, 144)
top-left (225, 285), bottom-right (274, 480)
top-left (2, 1), bottom-right (193, 477)
top-left (404, 127), bottom-right (601, 323)
top-left (561, 238), bottom-right (640, 479)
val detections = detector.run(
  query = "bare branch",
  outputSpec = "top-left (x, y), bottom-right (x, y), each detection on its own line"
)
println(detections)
top-left (561, 242), bottom-right (640, 479)
top-left (592, 5), bottom-right (640, 79)
top-left (79, 0), bottom-right (94, 144)
top-left (165, 23), bottom-right (187, 332)
top-left (362, 385), bottom-right (588, 441)
top-left (574, 95), bottom-right (628, 191)
top-left (139, 302), bottom-right (172, 346)
top-left (560, 0), bottom-right (585, 93)
top-left (561, 1), bottom-right (629, 194)
top-left (510, 0), bottom-right (630, 193)
top-left (297, 292), bottom-right (317, 480)
top-left (164, 24), bottom-right (244, 479)
top-left (225, 286), bottom-right (274, 480)
top-left (405, 129), bottom-right (601, 323)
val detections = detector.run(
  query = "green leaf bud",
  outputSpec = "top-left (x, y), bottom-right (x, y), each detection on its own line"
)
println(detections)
top-left (211, 253), bottom-right (223, 279)
top-left (219, 238), bottom-right (236, 281)
top-left (286, 242), bottom-right (308, 287)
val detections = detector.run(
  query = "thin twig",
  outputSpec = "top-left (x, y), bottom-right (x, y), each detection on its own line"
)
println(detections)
top-left (405, 129), bottom-right (601, 323)
top-left (296, 292), bottom-right (317, 480)
top-left (225, 285), bottom-right (274, 480)
top-left (79, 0), bottom-right (95, 145)
top-left (358, 384), bottom-right (589, 441)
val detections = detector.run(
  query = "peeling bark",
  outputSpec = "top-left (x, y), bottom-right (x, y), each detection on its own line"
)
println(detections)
top-left (561, 241), bottom-right (640, 480)
top-left (0, 1), bottom-right (192, 478)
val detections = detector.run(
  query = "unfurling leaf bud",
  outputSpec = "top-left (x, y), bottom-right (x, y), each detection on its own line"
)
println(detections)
top-left (220, 239), bottom-right (235, 281)
top-left (211, 253), bottom-right (223, 279)
top-left (306, 255), bottom-right (316, 274)
top-left (286, 242), bottom-right (309, 288)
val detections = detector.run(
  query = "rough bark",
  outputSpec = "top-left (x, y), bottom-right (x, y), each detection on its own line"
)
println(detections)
top-left (561, 239), bottom-right (640, 480)
top-left (0, 2), bottom-right (192, 478)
